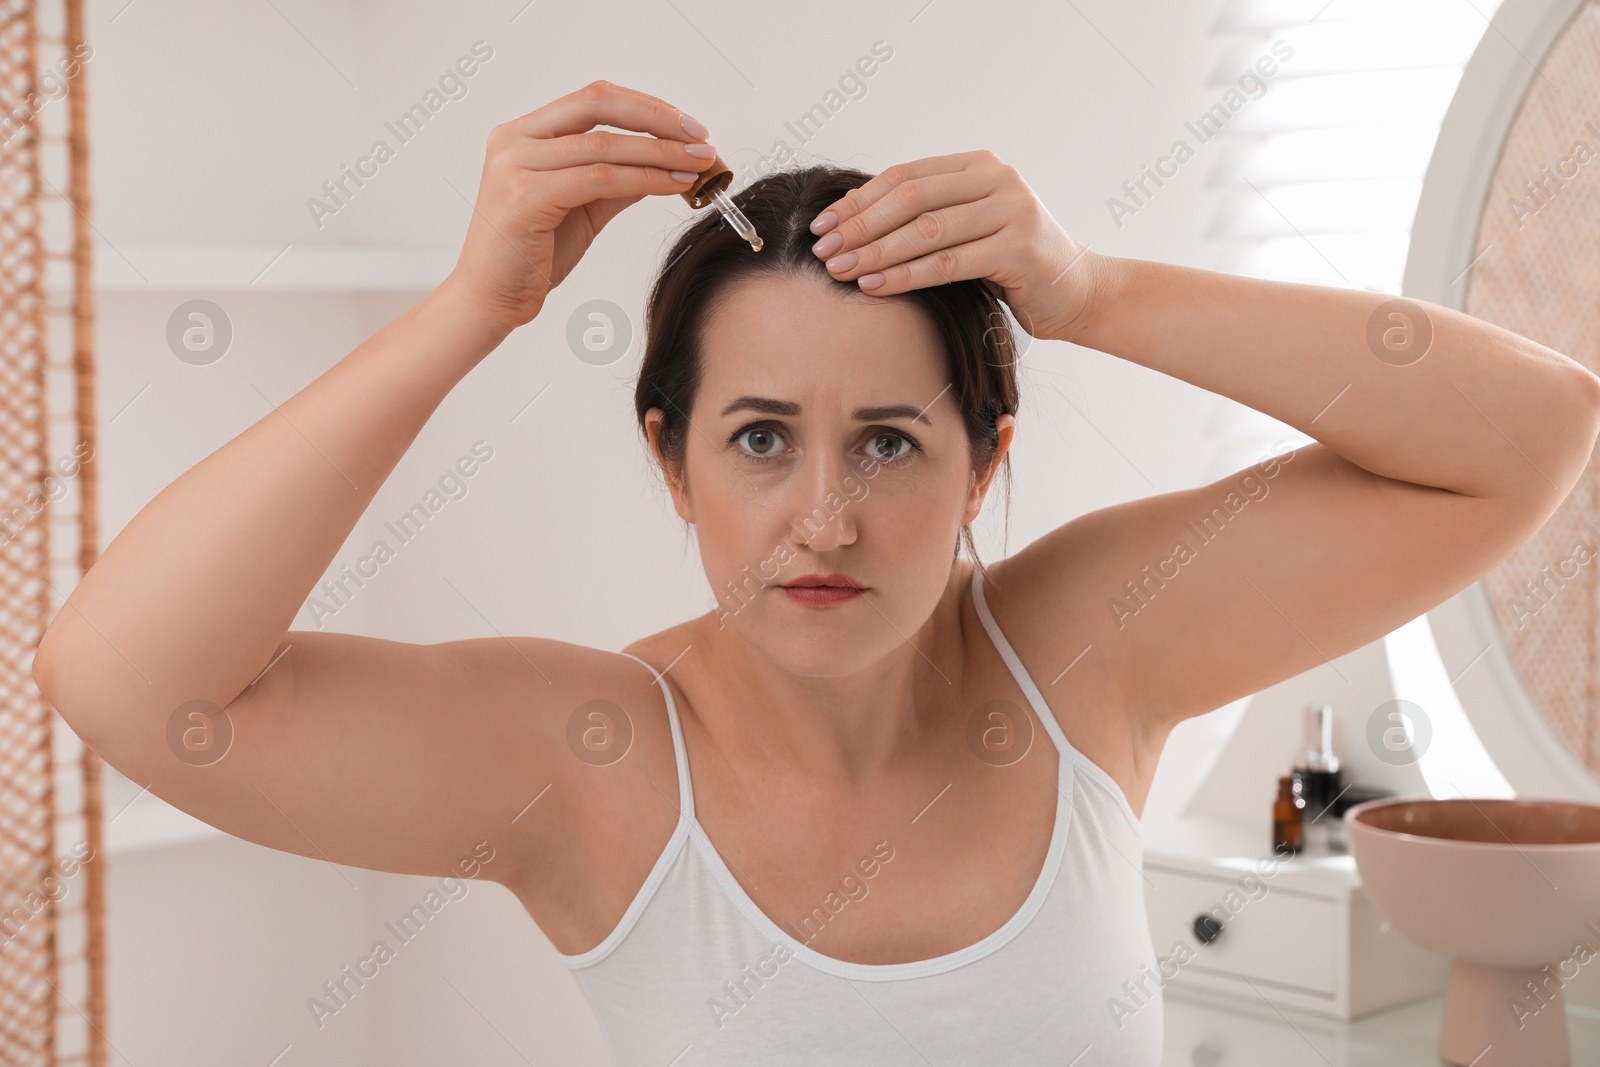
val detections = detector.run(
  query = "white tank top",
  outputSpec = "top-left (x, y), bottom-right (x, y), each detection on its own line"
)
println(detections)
top-left (555, 565), bottom-right (1165, 1065)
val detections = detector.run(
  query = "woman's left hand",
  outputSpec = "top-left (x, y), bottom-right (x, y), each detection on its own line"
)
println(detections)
top-left (806, 150), bottom-right (1110, 346)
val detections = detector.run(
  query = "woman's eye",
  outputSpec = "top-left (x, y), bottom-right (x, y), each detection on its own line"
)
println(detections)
top-left (735, 426), bottom-right (784, 460)
top-left (869, 432), bottom-right (914, 462)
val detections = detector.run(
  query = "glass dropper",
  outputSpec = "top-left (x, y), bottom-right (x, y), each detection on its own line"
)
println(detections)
top-left (709, 185), bottom-right (763, 252)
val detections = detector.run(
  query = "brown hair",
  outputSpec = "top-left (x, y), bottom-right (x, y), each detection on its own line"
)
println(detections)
top-left (633, 164), bottom-right (1020, 579)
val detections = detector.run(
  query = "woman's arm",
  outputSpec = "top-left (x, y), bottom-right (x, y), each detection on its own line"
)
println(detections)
top-left (31, 82), bottom-right (718, 883)
top-left (35, 281), bottom-right (502, 720)
top-left (29, 282), bottom-right (575, 879)
top-left (1066, 255), bottom-right (1600, 505)
top-left (1005, 253), bottom-right (1600, 736)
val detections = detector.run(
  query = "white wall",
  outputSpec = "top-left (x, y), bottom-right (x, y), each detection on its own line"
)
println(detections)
top-left (77, 0), bottom-right (1466, 1062)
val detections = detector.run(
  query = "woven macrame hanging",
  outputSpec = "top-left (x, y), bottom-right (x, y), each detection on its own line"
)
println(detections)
top-left (1, 0), bottom-right (107, 1063)
top-left (1472, 1), bottom-right (1600, 777)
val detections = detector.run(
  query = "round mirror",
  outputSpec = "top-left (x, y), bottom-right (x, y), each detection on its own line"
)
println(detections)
top-left (1413, 0), bottom-right (1600, 798)
top-left (1469, 3), bottom-right (1600, 778)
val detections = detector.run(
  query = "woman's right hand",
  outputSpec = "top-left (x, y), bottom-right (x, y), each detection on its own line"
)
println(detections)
top-left (443, 80), bottom-right (717, 335)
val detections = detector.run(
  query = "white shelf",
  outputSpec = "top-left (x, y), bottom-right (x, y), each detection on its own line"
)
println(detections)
top-left (57, 243), bottom-right (457, 292)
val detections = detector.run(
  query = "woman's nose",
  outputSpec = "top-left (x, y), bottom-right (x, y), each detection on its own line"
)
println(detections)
top-left (784, 454), bottom-right (859, 551)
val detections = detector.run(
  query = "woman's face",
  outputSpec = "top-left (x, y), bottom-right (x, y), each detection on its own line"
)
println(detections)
top-left (649, 271), bottom-right (1013, 679)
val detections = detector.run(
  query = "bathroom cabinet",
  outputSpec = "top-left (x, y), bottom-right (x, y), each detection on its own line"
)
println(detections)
top-left (1143, 815), bottom-right (1451, 1020)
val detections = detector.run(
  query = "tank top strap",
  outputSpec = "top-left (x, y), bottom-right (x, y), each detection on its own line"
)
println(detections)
top-left (968, 563), bottom-right (1073, 760)
top-left (969, 564), bottom-right (1143, 831)
top-left (617, 651), bottom-right (696, 824)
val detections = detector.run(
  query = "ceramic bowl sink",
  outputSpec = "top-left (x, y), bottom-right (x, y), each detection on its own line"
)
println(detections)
top-left (1347, 796), bottom-right (1600, 1067)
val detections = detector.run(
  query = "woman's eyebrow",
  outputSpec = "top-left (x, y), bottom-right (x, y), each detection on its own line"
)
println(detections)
top-left (718, 396), bottom-right (932, 425)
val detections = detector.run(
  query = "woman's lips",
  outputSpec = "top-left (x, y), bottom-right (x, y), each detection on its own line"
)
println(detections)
top-left (780, 585), bottom-right (864, 606)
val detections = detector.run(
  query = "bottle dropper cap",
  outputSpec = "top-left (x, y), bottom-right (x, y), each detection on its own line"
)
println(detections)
top-left (1297, 701), bottom-right (1340, 773)
top-left (680, 155), bottom-right (733, 209)
top-left (679, 154), bottom-right (763, 252)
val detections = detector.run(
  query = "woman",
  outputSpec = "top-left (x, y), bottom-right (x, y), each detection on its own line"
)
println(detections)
top-left (33, 80), bottom-right (1600, 1064)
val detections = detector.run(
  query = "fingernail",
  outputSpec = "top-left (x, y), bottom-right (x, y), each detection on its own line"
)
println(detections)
top-left (809, 210), bottom-right (837, 235)
top-left (670, 170), bottom-right (697, 182)
top-left (811, 232), bottom-right (843, 258)
top-left (680, 113), bottom-right (710, 139)
top-left (825, 251), bottom-right (858, 273)
top-left (858, 273), bottom-right (885, 290)
top-left (684, 142), bottom-right (716, 158)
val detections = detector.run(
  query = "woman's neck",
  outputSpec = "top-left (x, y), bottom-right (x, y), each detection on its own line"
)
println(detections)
top-left (685, 566), bottom-right (971, 786)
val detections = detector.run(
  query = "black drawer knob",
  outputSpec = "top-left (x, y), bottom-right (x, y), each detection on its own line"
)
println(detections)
top-left (1192, 914), bottom-right (1224, 945)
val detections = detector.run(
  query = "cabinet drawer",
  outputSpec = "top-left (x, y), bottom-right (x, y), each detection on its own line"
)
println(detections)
top-left (1144, 863), bottom-right (1338, 996)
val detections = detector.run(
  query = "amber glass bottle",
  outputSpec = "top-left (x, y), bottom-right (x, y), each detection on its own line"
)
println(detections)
top-left (1271, 773), bottom-right (1305, 855)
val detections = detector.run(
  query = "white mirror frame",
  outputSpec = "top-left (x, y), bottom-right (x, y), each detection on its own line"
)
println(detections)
top-left (1409, 0), bottom-right (1600, 802)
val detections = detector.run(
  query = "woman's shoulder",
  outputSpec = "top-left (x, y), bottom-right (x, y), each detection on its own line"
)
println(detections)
top-left (491, 628), bottom-right (688, 949)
